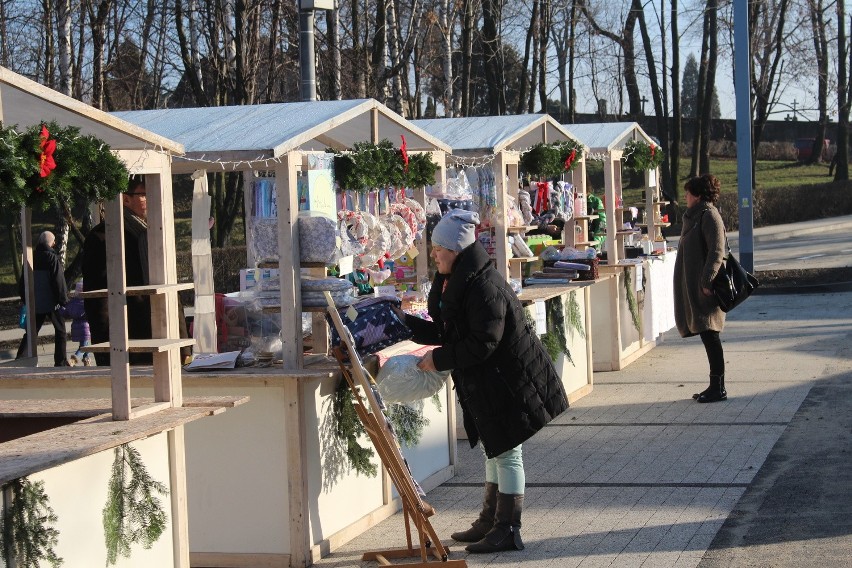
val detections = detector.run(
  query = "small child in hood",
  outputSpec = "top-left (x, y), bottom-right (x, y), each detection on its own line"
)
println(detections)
top-left (60, 281), bottom-right (92, 366)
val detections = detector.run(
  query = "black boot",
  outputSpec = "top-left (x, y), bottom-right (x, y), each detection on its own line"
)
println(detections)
top-left (465, 492), bottom-right (524, 553)
top-left (451, 482), bottom-right (497, 542)
top-left (697, 374), bottom-right (727, 403)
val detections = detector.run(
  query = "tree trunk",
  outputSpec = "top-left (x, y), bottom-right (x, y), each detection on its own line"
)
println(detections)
top-left (516, 0), bottom-right (537, 115)
top-left (807, 0), bottom-right (829, 165)
top-left (835, 1), bottom-right (848, 180)
top-left (88, 0), bottom-right (111, 109)
top-left (57, 0), bottom-right (73, 96)
top-left (175, 0), bottom-right (207, 106)
top-left (42, 0), bottom-right (55, 89)
top-left (538, 0), bottom-right (551, 113)
top-left (698, 0), bottom-right (717, 174)
top-left (690, 3), bottom-right (710, 178)
top-left (482, 0), bottom-right (505, 115)
top-left (371, 0), bottom-right (388, 103)
top-left (670, 0), bottom-right (681, 200)
top-left (441, 0), bottom-right (456, 117)
top-left (327, 5), bottom-right (341, 100)
top-left (460, 0), bottom-right (472, 116)
top-left (634, 0), bottom-right (673, 201)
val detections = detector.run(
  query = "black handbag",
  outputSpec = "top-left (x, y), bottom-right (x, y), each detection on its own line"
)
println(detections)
top-left (698, 210), bottom-right (759, 312)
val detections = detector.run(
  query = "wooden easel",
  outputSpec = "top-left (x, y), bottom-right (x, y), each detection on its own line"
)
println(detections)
top-left (326, 293), bottom-right (466, 568)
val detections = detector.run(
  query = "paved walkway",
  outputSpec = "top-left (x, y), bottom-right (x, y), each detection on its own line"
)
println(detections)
top-left (311, 288), bottom-right (852, 567)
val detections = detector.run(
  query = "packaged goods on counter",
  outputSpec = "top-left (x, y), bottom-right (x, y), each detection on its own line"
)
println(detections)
top-left (328, 296), bottom-right (412, 357)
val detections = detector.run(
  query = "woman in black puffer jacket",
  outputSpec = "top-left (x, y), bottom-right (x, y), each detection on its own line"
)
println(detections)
top-left (398, 209), bottom-right (569, 554)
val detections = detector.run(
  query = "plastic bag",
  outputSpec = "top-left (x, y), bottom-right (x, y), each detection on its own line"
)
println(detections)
top-left (377, 354), bottom-right (450, 402)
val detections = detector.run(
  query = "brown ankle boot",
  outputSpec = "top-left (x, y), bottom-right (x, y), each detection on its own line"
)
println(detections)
top-left (450, 482), bottom-right (497, 542)
top-left (465, 492), bottom-right (524, 553)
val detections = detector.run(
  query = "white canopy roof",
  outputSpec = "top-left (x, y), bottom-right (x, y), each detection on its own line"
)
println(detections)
top-left (113, 99), bottom-right (450, 170)
top-left (0, 66), bottom-right (183, 153)
top-left (413, 114), bottom-right (578, 155)
top-left (564, 122), bottom-right (654, 154)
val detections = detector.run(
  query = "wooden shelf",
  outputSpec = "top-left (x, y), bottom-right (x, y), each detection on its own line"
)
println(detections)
top-left (80, 282), bottom-right (194, 299)
top-left (508, 256), bottom-right (538, 263)
top-left (636, 222), bottom-right (671, 228)
top-left (571, 240), bottom-right (596, 246)
top-left (485, 225), bottom-right (537, 233)
top-left (616, 230), bottom-right (639, 236)
top-left (573, 214), bottom-right (598, 220)
top-left (83, 338), bottom-right (196, 353)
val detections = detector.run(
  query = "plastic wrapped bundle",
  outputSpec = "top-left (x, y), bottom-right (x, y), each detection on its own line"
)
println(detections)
top-left (299, 214), bottom-right (340, 264)
top-left (376, 354), bottom-right (450, 402)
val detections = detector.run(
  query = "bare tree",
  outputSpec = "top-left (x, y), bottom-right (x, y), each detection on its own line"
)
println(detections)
top-left (482, 0), bottom-right (506, 114)
top-left (578, 0), bottom-right (641, 117)
top-left (806, 0), bottom-right (829, 165)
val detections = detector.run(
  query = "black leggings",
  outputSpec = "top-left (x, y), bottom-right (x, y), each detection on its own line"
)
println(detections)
top-left (699, 330), bottom-right (725, 376)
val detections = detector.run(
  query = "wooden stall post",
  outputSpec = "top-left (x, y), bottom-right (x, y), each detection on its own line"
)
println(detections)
top-left (18, 208), bottom-right (37, 361)
top-left (277, 151), bottom-right (305, 368)
top-left (147, 170), bottom-right (184, 406)
top-left (494, 152), bottom-right (509, 281)
top-left (104, 197), bottom-right (132, 420)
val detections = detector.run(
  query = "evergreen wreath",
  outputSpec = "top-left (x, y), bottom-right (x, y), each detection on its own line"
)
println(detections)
top-left (0, 121), bottom-right (129, 212)
top-left (520, 139), bottom-right (585, 179)
top-left (329, 139), bottom-right (438, 193)
top-left (102, 443), bottom-right (169, 566)
top-left (0, 477), bottom-right (63, 567)
top-left (622, 140), bottom-right (664, 172)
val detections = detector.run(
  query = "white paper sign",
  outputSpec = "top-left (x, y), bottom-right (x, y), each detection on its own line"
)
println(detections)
top-left (635, 264), bottom-right (644, 292)
top-left (374, 285), bottom-right (397, 298)
top-left (338, 255), bottom-right (354, 276)
top-left (345, 305), bottom-right (359, 321)
top-left (534, 300), bottom-right (547, 335)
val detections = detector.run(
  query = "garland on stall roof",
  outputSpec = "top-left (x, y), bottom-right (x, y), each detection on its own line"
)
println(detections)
top-left (0, 121), bottom-right (129, 212)
top-left (102, 443), bottom-right (169, 566)
top-left (520, 139), bottom-right (585, 179)
top-left (0, 478), bottom-right (63, 567)
top-left (328, 139), bottom-right (438, 193)
top-left (622, 140), bottom-right (664, 172)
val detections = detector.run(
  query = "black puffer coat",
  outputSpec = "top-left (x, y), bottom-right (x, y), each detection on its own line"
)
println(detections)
top-left (404, 241), bottom-right (568, 458)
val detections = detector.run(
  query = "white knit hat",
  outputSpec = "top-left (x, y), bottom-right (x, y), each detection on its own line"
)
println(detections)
top-left (431, 209), bottom-right (480, 252)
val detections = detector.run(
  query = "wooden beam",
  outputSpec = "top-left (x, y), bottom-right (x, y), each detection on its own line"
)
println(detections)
top-left (276, 152), bottom-right (304, 368)
top-left (104, 197), bottom-right (132, 420)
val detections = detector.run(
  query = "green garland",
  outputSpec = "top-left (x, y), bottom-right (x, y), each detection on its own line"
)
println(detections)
top-left (387, 401), bottom-right (430, 448)
top-left (0, 478), bottom-right (63, 567)
top-left (329, 139), bottom-right (438, 193)
top-left (622, 139), bottom-right (664, 171)
top-left (102, 444), bottom-right (169, 566)
top-left (566, 291), bottom-right (586, 340)
top-left (623, 268), bottom-right (641, 333)
top-left (520, 139), bottom-right (585, 179)
top-left (0, 121), bottom-right (128, 212)
top-left (331, 379), bottom-right (378, 477)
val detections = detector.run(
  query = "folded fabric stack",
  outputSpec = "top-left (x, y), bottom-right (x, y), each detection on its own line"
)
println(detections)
top-left (299, 215), bottom-right (339, 264)
top-left (301, 277), bottom-right (359, 308)
top-left (329, 296), bottom-right (413, 357)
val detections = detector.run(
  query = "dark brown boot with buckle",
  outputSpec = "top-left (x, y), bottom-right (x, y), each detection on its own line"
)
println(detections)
top-left (465, 492), bottom-right (524, 553)
top-left (451, 482), bottom-right (497, 542)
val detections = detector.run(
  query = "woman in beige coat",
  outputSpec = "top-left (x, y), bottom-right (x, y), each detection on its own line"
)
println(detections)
top-left (673, 174), bottom-right (728, 402)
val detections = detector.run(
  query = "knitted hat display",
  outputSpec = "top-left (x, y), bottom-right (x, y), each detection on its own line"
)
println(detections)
top-left (431, 209), bottom-right (480, 252)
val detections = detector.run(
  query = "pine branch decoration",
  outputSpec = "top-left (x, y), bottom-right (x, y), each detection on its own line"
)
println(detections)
top-left (1, 478), bottom-right (63, 568)
top-left (102, 444), bottom-right (169, 566)
top-left (387, 401), bottom-right (430, 447)
top-left (623, 269), bottom-right (642, 333)
top-left (566, 291), bottom-right (586, 340)
top-left (330, 378), bottom-right (378, 477)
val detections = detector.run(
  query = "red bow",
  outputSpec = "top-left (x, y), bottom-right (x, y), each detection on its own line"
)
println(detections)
top-left (535, 182), bottom-right (549, 215)
top-left (400, 135), bottom-right (409, 171)
top-left (564, 148), bottom-right (577, 170)
top-left (39, 125), bottom-right (57, 179)
top-left (650, 143), bottom-right (656, 158)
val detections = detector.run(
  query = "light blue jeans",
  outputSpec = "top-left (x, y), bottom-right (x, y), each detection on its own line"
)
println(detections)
top-left (483, 444), bottom-right (524, 495)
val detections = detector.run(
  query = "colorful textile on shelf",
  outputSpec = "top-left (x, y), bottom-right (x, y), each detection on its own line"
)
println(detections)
top-left (329, 297), bottom-right (412, 357)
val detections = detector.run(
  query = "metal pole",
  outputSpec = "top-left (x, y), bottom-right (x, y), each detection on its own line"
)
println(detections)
top-left (734, 0), bottom-right (754, 271)
top-left (299, 4), bottom-right (316, 102)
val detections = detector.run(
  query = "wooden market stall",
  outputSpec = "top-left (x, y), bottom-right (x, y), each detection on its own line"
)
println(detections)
top-left (0, 66), bottom-right (245, 568)
top-left (412, 114), bottom-right (595, 402)
top-left (110, 101), bottom-right (458, 568)
top-left (565, 122), bottom-right (676, 371)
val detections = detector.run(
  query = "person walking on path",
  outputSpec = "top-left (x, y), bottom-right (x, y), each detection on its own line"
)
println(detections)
top-left (16, 230), bottom-right (69, 366)
top-left (394, 209), bottom-right (569, 553)
top-left (673, 173), bottom-right (728, 403)
top-left (60, 280), bottom-right (92, 366)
